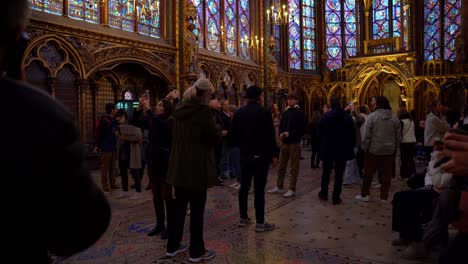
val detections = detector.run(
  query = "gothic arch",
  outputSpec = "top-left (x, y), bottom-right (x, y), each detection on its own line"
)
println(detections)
top-left (351, 62), bottom-right (412, 102)
top-left (198, 62), bottom-right (215, 79)
top-left (23, 34), bottom-right (86, 78)
top-left (86, 49), bottom-right (175, 87)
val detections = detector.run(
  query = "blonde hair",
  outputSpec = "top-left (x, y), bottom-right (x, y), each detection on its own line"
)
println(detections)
top-left (183, 78), bottom-right (214, 100)
top-left (1, 1), bottom-right (30, 45)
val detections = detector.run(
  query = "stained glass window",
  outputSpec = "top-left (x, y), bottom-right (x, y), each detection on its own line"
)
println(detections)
top-left (109, 0), bottom-right (136, 32)
top-left (29, 0), bottom-right (63, 15)
top-left (344, 0), bottom-right (357, 58)
top-left (424, 0), bottom-right (462, 61)
top-left (68, 0), bottom-right (100, 23)
top-left (191, 0), bottom-right (204, 48)
top-left (372, 0), bottom-right (390, 39)
top-left (239, 0), bottom-right (250, 59)
top-left (302, 0), bottom-right (316, 70)
top-left (424, 0), bottom-right (440, 60)
top-left (325, 0), bottom-right (342, 70)
top-left (444, 0), bottom-right (462, 61)
top-left (288, 0), bottom-right (301, 69)
top-left (225, 0), bottom-right (237, 56)
top-left (137, 0), bottom-right (161, 38)
top-left (324, 0), bottom-right (357, 70)
top-left (206, 0), bottom-right (220, 51)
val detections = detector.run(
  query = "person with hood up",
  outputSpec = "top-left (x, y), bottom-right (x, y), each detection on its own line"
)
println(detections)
top-left (165, 78), bottom-right (221, 263)
top-left (356, 96), bottom-right (401, 202)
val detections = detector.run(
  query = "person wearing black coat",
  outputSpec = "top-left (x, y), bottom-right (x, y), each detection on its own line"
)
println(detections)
top-left (147, 99), bottom-right (174, 239)
top-left (318, 97), bottom-right (356, 205)
top-left (231, 86), bottom-right (279, 232)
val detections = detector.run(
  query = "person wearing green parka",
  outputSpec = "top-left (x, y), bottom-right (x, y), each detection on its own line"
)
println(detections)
top-left (166, 78), bottom-right (221, 263)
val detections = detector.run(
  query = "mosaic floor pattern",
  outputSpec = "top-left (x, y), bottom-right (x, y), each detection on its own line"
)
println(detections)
top-left (61, 151), bottom-right (432, 264)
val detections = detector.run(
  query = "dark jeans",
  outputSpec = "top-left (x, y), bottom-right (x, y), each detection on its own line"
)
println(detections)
top-left (356, 147), bottom-right (364, 178)
top-left (400, 143), bottom-right (416, 178)
top-left (118, 160), bottom-right (141, 192)
top-left (311, 150), bottom-right (320, 168)
top-left (239, 157), bottom-right (269, 224)
top-left (150, 179), bottom-right (174, 227)
top-left (320, 160), bottom-right (346, 201)
top-left (392, 187), bottom-right (439, 241)
top-left (167, 187), bottom-right (207, 258)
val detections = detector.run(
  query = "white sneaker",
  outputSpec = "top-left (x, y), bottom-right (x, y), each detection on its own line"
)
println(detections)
top-left (234, 184), bottom-right (241, 190)
top-left (355, 195), bottom-right (370, 202)
top-left (283, 189), bottom-right (295, 198)
top-left (379, 198), bottom-right (389, 203)
top-left (115, 191), bottom-right (129, 199)
top-left (129, 193), bottom-right (143, 200)
top-left (267, 186), bottom-right (282, 194)
top-left (372, 182), bottom-right (382, 189)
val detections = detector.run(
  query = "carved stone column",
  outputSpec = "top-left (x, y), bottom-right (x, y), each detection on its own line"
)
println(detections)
top-left (48, 77), bottom-right (57, 97)
top-left (77, 79), bottom-right (90, 142)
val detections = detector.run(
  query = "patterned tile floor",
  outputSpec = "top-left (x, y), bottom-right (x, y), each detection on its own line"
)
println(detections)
top-left (61, 150), bottom-right (433, 264)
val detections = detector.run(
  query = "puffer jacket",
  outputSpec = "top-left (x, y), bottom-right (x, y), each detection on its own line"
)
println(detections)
top-left (362, 109), bottom-right (401, 155)
top-left (400, 119), bottom-right (416, 143)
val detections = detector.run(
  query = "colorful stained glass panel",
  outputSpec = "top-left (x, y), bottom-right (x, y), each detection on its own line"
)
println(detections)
top-left (239, 0), bottom-right (250, 59)
top-left (325, 0), bottom-right (342, 70)
top-left (289, 0), bottom-right (301, 69)
top-left (424, 0), bottom-right (441, 60)
top-left (444, 0), bottom-right (462, 61)
top-left (69, 0), bottom-right (100, 23)
top-left (29, 0), bottom-right (63, 15)
top-left (372, 0), bottom-right (390, 39)
top-left (302, 0), bottom-right (316, 69)
top-left (206, 0), bottom-right (220, 51)
top-left (137, 0), bottom-right (161, 38)
top-left (225, 0), bottom-right (237, 56)
top-left (109, 0), bottom-right (136, 32)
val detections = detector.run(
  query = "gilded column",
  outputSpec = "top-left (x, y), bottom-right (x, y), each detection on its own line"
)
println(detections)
top-left (100, 0), bottom-right (109, 26)
top-left (63, 0), bottom-right (69, 17)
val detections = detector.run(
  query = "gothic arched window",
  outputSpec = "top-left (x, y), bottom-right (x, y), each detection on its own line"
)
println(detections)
top-left (239, 0), bottom-right (250, 59)
top-left (206, 0), bottom-right (221, 51)
top-left (29, 0), bottom-right (63, 15)
top-left (325, 0), bottom-right (358, 70)
top-left (372, 0), bottom-right (406, 44)
top-left (288, 0), bottom-right (317, 70)
top-left (191, 0), bottom-right (250, 58)
top-left (424, 0), bottom-right (462, 61)
top-left (225, 0), bottom-right (237, 56)
top-left (68, 0), bottom-right (100, 23)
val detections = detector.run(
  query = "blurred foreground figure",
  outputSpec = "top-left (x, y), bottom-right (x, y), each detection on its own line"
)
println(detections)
top-left (1, 1), bottom-right (111, 263)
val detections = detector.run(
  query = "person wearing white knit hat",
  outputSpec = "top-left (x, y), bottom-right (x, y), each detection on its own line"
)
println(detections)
top-left (166, 77), bottom-right (220, 262)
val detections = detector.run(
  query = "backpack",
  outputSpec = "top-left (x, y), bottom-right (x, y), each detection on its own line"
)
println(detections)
top-left (94, 116), bottom-right (112, 146)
